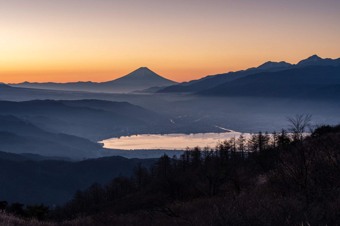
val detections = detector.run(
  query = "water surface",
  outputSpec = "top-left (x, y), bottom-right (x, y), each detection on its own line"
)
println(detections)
top-left (100, 131), bottom-right (250, 150)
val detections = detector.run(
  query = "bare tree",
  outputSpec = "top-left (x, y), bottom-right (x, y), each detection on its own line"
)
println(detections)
top-left (287, 114), bottom-right (312, 141)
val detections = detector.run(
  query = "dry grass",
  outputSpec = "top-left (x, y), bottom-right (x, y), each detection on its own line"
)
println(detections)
top-left (0, 213), bottom-right (95, 226)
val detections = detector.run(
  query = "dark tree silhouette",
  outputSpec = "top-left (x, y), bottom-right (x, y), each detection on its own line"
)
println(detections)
top-left (287, 114), bottom-right (312, 141)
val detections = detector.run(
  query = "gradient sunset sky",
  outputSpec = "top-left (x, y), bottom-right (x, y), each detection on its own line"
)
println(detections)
top-left (1, 0), bottom-right (339, 83)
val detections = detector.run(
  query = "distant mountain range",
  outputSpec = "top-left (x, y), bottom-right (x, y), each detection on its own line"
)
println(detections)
top-left (11, 67), bottom-right (177, 93)
top-left (158, 55), bottom-right (340, 99)
top-left (200, 66), bottom-right (340, 98)
top-left (7, 55), bottom-right (340, 99)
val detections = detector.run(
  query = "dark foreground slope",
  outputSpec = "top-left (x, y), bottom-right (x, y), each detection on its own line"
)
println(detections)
top-left (0, 153), bottom-right (154, 205)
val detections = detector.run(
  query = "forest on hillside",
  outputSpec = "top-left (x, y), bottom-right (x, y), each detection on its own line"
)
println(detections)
top-left (1, 116), bottom-right (340, 226)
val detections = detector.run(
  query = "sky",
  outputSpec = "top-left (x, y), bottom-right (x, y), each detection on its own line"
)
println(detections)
top-left (0, 0), bottom-right (339, 83)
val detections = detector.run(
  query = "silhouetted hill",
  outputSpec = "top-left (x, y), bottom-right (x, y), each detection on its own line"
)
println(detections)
top-left (0, 155), bottom-right (155, 205)
top-left (0, 115), bottom-right (103, 159)
top-left (0, 150), bottom-right (36, 162)
top-left (0, 83), bottom-right (11, 88)
top-left (297, 54), bottom-right (340, 67)
top-left (199, 65), bottom-right (340, 98)
top-left (0, 100), bottom-right (171, 141)
top-left (0, 151), bottom-right (71, 162)
top-left (0, 85), bottom-right (65, 101)
top-left (158, 63), bottom-right (292, 93)
top-left (161, 69), bottom-right (268, 93)
top-left (59, 99), bottom-right (160, 124)
top-left (12, 67), bottom-right (177, 93)
top-left (257, 61), bottom-right (293, 70)
top-left (158, 55), bottom-right (340, 94)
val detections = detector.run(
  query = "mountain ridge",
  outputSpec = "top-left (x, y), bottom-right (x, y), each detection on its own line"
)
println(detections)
top-left (11, 67), bottom-right (177, 93)
top-left (158, 55), bottom-right (340, 94)
top-left (198, 65), bottom-right (340, 98)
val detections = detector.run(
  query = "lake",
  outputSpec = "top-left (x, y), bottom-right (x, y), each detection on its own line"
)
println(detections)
top-left (100, 131), bottom-right (251, 150)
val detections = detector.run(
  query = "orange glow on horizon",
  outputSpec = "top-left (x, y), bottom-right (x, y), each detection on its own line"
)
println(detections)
top-left (1, 0), bottom-right (339, 83)
top-left (1, 52), bottom-right (340, 84)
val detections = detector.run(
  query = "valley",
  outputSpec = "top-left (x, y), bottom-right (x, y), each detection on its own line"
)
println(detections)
top-left (0, 55), bottom-right (339, 210)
